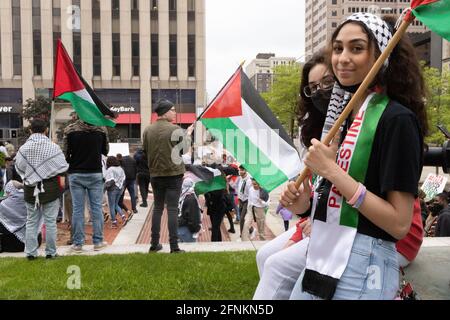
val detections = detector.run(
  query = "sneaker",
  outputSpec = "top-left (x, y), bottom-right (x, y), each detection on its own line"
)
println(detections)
top-left (94, 242), bottom-right (108, 251)
top-left (140, 202), bottom-right (148, 208)
top-left (70, 244), bottom-right (83, 253)
top-left (111, 221), bottom-right (118, 229)
top-left (26, 255), bottom-right (37, 261)
top-left (170, 248), bottom-right (185, 254)
top-left (120, 215), bottom-right (128, 226)
top-left (149, 243), bottom-right (163, 253)
top-left (46, 254), bottom-right (59, 259)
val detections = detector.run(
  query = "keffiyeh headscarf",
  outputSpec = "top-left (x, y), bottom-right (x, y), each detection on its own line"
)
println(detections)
top-left (321, 12), bottom-right (393, 140)
top-left (178, 178), bottom-right (201, 216)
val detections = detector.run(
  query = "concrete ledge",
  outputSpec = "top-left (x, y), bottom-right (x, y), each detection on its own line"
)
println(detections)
top-left (112, 203), bottom-right (152, 246)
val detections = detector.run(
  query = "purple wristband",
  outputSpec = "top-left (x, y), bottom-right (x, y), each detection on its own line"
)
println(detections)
top-left (353, 185), bottom-right (367, 209)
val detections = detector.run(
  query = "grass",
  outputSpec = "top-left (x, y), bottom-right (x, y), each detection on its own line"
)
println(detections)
top-left (0, 251), bottom-right (259, 300)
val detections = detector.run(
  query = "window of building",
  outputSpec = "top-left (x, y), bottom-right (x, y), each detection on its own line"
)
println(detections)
top-left (93, 33), bottom-right (101, 76)
top-left (32, 0), bottom-right (42, 76)
top-left (12, 0), bottom-right (21, 76)
top-left (169, 0), bottom-right (177, 20)
top-left (132, 34), bottom-right (139, 76)
top-left (112, 33), bottom-right (120, 76)
top-left (188, 35), bottom-right (195, 77)
top-left (151, 34), bottom-right (159, 77)
top-left (169, 34), bottom-right (177, 77)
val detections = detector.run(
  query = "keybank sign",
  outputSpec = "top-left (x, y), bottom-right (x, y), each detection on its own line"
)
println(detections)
top-left (110, 106), bottom-right (136, 113)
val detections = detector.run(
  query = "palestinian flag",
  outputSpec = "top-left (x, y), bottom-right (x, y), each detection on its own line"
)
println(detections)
top-left (409, 0), bottom-right (450, 41)
top-left (199, 67), bottom-right (302, 192)
top-left (53, 40), bottom-right (116, 127)
top-left (185, 165), bottom-right (227, 195)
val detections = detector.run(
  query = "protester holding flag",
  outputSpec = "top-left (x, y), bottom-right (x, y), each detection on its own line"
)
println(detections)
top-left (143, 99), bottom-right (194, 254)
top-left (283, 14), bottom-right (428, 300)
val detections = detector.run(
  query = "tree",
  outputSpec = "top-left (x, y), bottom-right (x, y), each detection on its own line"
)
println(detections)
top-left (423, 64), bottom-right (450, 145)
top-left (18, 96), bottom-right (52, 145)
top-left (261, 64), bottom-right (301, 138)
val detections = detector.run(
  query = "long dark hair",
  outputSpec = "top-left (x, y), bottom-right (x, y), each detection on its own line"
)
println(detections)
top-left (298, 52), bottom-right (327, 148)
top-left (330, 16), bottom-right (428, 136)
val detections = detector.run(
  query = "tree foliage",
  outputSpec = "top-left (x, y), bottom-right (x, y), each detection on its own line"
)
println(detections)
top-left (18, 96), bottom-right (52, 145)
top-left (423, 64), bottom-right (450, 145)
top-left (261, 64), bottom-right (301, 138)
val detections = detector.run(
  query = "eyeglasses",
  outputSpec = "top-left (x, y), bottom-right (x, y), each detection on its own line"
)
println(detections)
top-left (303, 75), bottom-right (335, 98)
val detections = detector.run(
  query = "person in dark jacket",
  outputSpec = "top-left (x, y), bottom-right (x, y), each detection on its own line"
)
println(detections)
top-left (63, 119), bottom-right (109, 253)
top-left (143, 99), bottom-right (193, 253)
top-left (205, 187), bottom-right (230, 242)
top-left (117, 153), bottom-right (137, 214)
top-left (435, 192), bottom-right (450, 237)
top-left (177, 178), bottom-right (202, 242)
top-left (134, 149), bottom-right (150, 208)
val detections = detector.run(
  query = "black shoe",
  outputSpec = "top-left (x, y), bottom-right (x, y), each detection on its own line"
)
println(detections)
top-left (228, 228), bottom-right (236, 234)
top-left (26, 255), bottom-right (37, 261)
top-left (46, 254), bottom-right (59, 260)
top-left (140, 202), bottom-right (148, 208)
top-left (132, 208), bottom-right (138, 214)
top-left (149, 243), bottom-right (163, 253)
top-left (170, 248), bottom-right (185, 254)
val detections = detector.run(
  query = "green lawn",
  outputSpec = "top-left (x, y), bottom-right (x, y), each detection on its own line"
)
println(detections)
top-left (0, 251), bottom-right (259, 300)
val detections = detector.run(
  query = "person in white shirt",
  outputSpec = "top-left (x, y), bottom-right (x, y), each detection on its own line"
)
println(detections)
top-left (228, 165), bottom-right (252, 236)
top-left (242, 179), bottom-right (269, 241)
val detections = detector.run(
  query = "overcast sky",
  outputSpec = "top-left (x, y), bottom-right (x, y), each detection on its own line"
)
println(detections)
top-left (205, 0), bottom-right (305, 103)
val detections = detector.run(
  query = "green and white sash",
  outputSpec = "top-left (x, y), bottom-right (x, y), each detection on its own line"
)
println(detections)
top-left (302, 93), bottom-right (389, 299)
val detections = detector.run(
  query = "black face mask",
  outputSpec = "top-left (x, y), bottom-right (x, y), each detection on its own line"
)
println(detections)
top-left (311, 89), bottom-right (332, 116)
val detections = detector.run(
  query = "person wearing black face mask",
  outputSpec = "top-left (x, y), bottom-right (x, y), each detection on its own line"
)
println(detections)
top-left (435, 192), bottom-right (450, 237)
top-left (298, 51), bottom-right (334, 150)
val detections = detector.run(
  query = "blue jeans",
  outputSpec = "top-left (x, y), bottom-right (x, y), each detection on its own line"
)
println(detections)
top-left (69, 173), bottom-right (104, 246)
top-left (290, 233), bottom-right (400, 300)
top-left (25, 199), bottom-right (59, 257)
top-left (123, 179), bottom-right (137, 210)
top-left (107, 186), bottom-right (123, 222)
top-left (178, 226), bottom-right (196, 243)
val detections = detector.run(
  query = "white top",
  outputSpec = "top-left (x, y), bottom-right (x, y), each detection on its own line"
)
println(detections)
top-left (230, 174), bottom-right (252, 202)
top-left (104, 166), bottom-right (125, 189)
top-left (248, 186), bottom-right (269, 208)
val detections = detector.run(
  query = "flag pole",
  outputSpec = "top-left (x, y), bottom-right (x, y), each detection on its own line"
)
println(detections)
top-left (294, 19), bottom-right (412, 189)
top-left (49, 100), bottom-right (56, 142)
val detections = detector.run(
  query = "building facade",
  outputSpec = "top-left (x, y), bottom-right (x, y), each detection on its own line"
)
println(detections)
top-left (0, 0), bottom-right (206, 144)
top-left (246, 53), bottom-right (296, 93)
top-left (305, 0), bottom-right (428, 59)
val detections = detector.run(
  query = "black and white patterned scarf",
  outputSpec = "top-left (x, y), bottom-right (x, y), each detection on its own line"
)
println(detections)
top-left (15, 134), bottom-right (69, 205)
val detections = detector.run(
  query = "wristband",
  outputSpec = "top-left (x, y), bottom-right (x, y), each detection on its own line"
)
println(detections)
top-left (352, 185), bottom-right (367, 209)
top-left (347, 183), bottom-right (363, 206)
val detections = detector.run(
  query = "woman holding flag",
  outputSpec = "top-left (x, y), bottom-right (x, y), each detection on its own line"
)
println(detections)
top-left (282, 13), bottom-right (428, 300)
